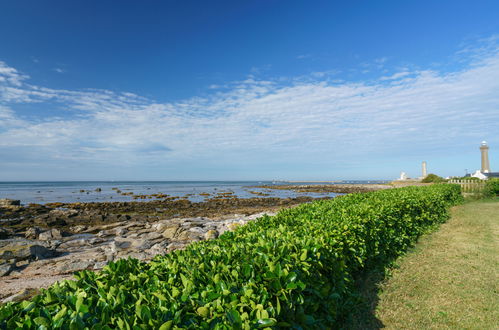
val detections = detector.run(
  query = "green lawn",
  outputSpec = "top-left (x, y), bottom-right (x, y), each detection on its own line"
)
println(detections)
top-left (373, 198), bottom-right (499, 329)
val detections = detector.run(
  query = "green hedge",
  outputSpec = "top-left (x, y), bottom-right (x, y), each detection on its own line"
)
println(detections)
top-left (485, 178), bottom-right (499, 196)
top-left (0, 184), bottom-right (462, 329)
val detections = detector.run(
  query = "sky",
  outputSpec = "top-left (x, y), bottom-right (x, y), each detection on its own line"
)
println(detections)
top-left (1, 0), bottom-right (499, 181)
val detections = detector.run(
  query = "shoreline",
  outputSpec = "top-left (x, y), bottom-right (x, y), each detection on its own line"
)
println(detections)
top-left (0, 183), bottom-right (390, 302)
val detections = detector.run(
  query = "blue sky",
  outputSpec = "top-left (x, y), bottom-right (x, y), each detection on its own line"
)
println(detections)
top-left (1, 1), bottom-right (499, 180)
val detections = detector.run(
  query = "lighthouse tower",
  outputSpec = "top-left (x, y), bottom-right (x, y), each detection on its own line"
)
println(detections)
top-left (480, 141), bottom-right (491, 173)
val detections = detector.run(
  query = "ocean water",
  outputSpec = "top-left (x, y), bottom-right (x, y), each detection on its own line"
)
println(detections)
top-left (0, 180), bottom-right (388, 205)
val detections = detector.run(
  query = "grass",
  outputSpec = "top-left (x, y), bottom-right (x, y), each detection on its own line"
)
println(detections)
top-left (343, 198), bottom-right (499, 329)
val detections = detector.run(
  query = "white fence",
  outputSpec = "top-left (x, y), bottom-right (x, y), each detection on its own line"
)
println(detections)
top-left (447, 179), bottom-right (486, 193)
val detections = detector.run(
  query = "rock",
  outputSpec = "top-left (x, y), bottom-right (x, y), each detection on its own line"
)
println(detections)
top-left (0, 242), bottom-right (57, 262)
top-left (48, 240), bottom-right (62, 249)
top-left (38, 229), bottom-right (62, 241)
top-left (162, 225), bottom-right (180, 239)
top-left (204, 229), bottom-right (219, 240)
top-left (167, 241), bottom-right (188, 252)
top-left (49, 208), bottom-right (78, 218)
top-left (146, 242), bottom-right (169, 255)
top-left (112, 240), bottom-right (131, 251)
top-left (1, 288), bottom-right (40, 304)
top-left (93, 261), bottom-right (107, 269)
top-left (0, 263), bottom-right (13, 276)
top-left (69, 225), bottom-right (87, 233)
top-left (118, 214), bottom-right (131, 221)
top-left (95, 188), bottom-right (102, 192)
top-left (25, 227), bottom-right (42, 239)
top-left (0, 227), bottom-right (14, 240)
top-left (176, 230), bottom-right (192, 241)
top-left (58, 260), bottom-right (94, 273)
top-left (46, 218), bottom-right (68, 227)
top-left (131, 239), bottom-right (153, 250)
top-left (151, 222), bottom-right (169, 232)
top-left (56, 235), bottom-right (102, 249)
top-left (0, 199), bottom-right (21, 208)
top-left (227, 223), bottom-right (241, 231)
top-left (138, 232), bottom-right (163, 241)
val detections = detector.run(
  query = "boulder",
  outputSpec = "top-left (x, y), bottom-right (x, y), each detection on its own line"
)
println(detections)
top-left (69, 225), bottom-right (87, 233)
top-left (0, 227), bottom-right (14, 240)
top-left (176, 230), bottom-right (192, 241)
top-left (0, 199), bottom-right (21, 208)
top-left (0, 242), bottom-right (57, 262)
top-left (204, 229), bottom-right (219, 240)
top-left (46, 218), bottom-right (68, 227)
top-left (138, 232), bottom-right (163, 241)
top-left (25, 227), bottom-right (42, 239)
top-left (162, 225), bottom-right (180, 239)
top-left (0, 263), bottom-right (13, 276)
top-left (57, 260), bottom-right (94, 273)
top-left (49, 208), bottom-right (78, 218)
top-left (38, 229), bottom-right (62, 241)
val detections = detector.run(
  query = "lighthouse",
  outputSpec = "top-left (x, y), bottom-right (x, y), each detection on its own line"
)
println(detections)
top-left (480, 141), bottom-right (491, 173)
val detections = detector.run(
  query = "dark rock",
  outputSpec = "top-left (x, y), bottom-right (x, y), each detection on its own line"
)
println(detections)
top-left (0, 263), bottom-right (13, 276)
top-left (47, 217), bottom-right (68, 227)
top-left (0, 242), bottom-right (58, 262)
top-left (0, 199), bottom-right (21, 208)
top-left (24, 227), bottom-right (42, 239)
top-left (0, 227), bottom-right (14, 240)
top-left (95, 188), bottom-right (102, 192)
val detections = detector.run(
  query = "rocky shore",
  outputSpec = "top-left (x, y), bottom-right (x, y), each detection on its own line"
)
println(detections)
top-left (0, 184), bottom-right (390, 303)
top-left (253, 183), bottom-right (392, 194)
top-left (0, 196), bottom-right (317, 302)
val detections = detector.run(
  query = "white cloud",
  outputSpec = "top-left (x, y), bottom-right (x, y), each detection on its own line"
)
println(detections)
top-left (0, 38), bottom-right (498, 179)
top-left (296, 54), bottom-right (311, 60)
top-left (379, 71), bottom-right (411, 81)
top-left (0, 61), bottom-right (29, 86)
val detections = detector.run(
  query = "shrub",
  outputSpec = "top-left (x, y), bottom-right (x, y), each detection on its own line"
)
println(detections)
top-left (485, 178), bottom-right (499, 196)
top-left (0, 185), bottom-right (462, 329)
top-left (421, 173), bottom-right (446, 183)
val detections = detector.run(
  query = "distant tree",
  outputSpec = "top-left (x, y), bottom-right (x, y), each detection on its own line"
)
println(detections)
top-left (421, 173), bottom-right (446, 183)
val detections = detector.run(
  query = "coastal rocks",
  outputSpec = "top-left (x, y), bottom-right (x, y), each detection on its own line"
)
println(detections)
top-left (161, 225), bottom-right (181, 239)
top-left (25, 227), bottom-right (42, 239)
top-left (69, 225), bottom-right (87, 234)
top-left (57, 260), bottom-right (94, 273)
top-left (0, 228), bottom-right (14, 240)
top-left (0, 263), bottom-right (13, 276)
top-left (49, 208), bottom-right (78, 218)
top-left (0, 241), bottom-right (57, 262)
top-left (38, 229), bottom-right (62, 241)
top-left (0, 211), bottom-right (278, 301)
top-left (0, 199), bottom-right (21, 209)
top-left (204, 229), bottom-right (218, 240)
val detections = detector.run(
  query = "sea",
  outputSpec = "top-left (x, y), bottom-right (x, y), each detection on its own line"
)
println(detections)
top-left (0, 180), bottom-right (389, 205)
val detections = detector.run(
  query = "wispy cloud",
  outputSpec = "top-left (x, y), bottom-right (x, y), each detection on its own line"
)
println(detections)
top-left (296, 54), bottom-right (312, 60)
top-left (0, 37), bottom-right (498, 179)
top-left (53, 67), bottom-right (66, 73)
